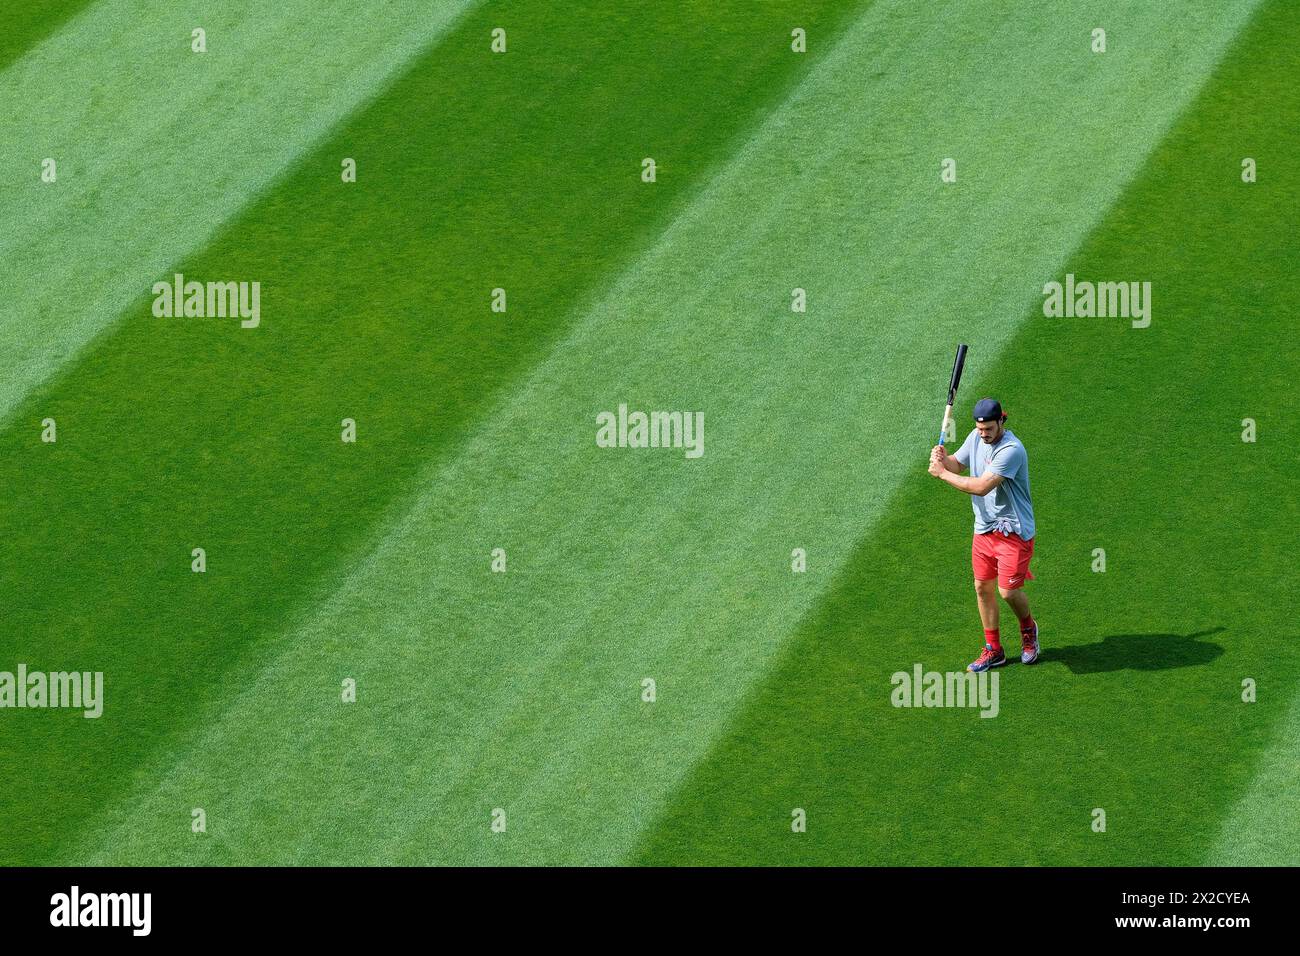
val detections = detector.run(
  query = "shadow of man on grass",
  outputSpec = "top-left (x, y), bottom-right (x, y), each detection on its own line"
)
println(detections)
top-left (1046, 627), bottom-right (1225, 674)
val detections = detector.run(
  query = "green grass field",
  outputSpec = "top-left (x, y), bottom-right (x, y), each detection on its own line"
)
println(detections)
top-left (0, 0), bottom-right (1295, 866)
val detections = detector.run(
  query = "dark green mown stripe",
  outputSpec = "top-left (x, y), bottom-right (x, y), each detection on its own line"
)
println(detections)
top-left (0, 1), bottom-right (870, 863)
top-left (634, 0), bottom-right (1299, 865)
top-left (0, 0), bottom-right (96, 73)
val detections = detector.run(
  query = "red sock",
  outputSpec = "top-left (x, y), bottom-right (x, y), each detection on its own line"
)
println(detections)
top-left (983, 628), bottom-right (1002, 651)
top-left (1018, 614), bottom-right (1035, 632)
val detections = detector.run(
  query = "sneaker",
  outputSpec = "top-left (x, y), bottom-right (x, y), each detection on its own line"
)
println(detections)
top-left (968, 643), bottom-right (1007, 673)
top-left (1021, 621), bottom-right (1040, 664)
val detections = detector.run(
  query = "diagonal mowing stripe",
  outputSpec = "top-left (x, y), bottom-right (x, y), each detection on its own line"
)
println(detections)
top-left (635, 0), bottom-right (1298, 866)
top-left (4, 0), bottom-right (870, 866)
top-left (0, 0), bottom-right (479, 424)
top-left (73, 0), bottom-right (1263, 865)
top-left (1209, 683), bottom-right (1300, 864)
top-left (1202, 1), bottom-right (1300, 864)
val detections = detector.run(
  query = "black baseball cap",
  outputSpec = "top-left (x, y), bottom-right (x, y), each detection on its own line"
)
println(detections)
top-left (973, 398), bottom-right (1006, 422)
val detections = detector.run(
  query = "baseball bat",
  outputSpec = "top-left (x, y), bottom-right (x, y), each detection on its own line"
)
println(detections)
top-left (938, 344), bottom-right (969, 446)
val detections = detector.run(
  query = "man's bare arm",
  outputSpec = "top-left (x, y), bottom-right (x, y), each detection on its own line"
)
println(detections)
top-left (937, 469), bottom-right (1003, 496)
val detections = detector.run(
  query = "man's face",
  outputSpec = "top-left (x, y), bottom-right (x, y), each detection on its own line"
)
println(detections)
top-left (976, 419), bottom-right (1004, 443)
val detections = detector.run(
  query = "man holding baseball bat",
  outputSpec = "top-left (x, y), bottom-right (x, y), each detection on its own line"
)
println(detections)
top-left (929, 397), bottom-right (1039, 672)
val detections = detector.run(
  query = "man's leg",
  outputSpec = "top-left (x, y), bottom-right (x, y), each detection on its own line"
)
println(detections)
top-left (976, 577), bottom-right (1000, 634)
top-left (967, 534), bottom-right (1007, 671)
top-left (999, 585), bottom-right (1038, 663)
top-left (999, 585), bottom-right (1031, 622)
top-left (993, 532), bottom-right (1039, 662)
top-left (967, 577), bottom-right (1005, 671)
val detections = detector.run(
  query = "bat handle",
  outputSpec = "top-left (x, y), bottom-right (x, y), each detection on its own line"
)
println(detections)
top-left (938, 403), bottom-right (953, 446)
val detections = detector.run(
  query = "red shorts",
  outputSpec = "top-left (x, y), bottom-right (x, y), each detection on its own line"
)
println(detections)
top-left (973, 531), bottom-right (1035, 589)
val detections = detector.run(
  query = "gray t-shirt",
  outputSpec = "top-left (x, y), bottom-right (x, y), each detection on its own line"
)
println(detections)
top-left (953, 428), bottom-right (1035, 540)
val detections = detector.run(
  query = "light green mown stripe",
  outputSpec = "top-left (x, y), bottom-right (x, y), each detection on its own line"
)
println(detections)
top-left (76, 0), bottom-right (1258, 865)
top-left (1209, 683), bottom-right (1300, 864)
top-left (0, 0), bottom-right (477, 423)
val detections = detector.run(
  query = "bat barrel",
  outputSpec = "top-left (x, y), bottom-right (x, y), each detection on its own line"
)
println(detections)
top-left (948, 344), bottom-right (969, 395)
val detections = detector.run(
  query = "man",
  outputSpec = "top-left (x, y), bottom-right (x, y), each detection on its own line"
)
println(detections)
top-left (928, 398), bottom-right (1039, 672)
